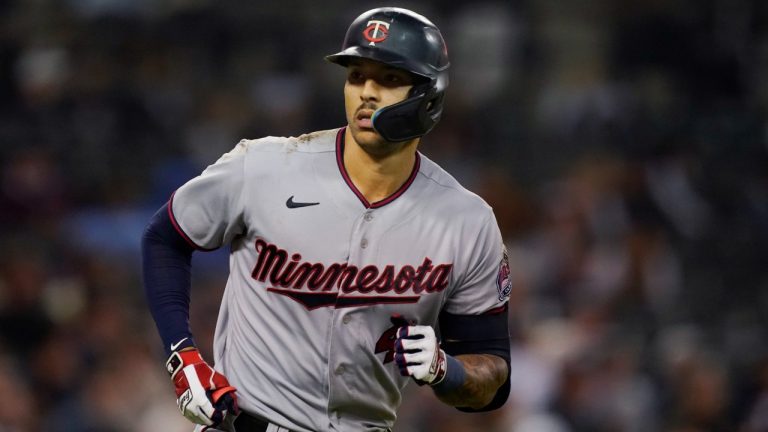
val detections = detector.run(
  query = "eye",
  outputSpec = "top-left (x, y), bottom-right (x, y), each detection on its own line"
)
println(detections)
top-left (347, 70), bottom-right (365, 84)
top-left (384, 73), bottom-right (401, 84)
top-left (381, 71), bottom-right (414, 87)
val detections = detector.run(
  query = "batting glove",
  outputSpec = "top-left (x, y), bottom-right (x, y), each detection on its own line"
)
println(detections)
top-left (165, 348), bottom-right (239, 428)
top-left (393, 325), bottom-right (448, 386)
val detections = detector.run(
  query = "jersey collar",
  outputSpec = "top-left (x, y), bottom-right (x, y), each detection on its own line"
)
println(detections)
top-left (335, 127), bottom-right (421, 209)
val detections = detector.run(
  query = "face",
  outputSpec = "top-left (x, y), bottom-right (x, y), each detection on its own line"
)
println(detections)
top-left (344, 58), bottom-right (416, 154)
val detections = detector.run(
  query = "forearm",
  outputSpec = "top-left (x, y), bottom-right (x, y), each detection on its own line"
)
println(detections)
top-left (142, 202), bottom-right (197, 354)
top-left (433, 353), bottom-right (508, 409)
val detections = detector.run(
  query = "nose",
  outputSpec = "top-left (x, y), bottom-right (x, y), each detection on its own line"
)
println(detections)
top-left (360, 78), bottom-right (380, 103)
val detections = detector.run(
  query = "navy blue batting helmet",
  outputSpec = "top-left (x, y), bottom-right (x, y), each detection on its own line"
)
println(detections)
top-left (326, 7), bottom-right (450, 142)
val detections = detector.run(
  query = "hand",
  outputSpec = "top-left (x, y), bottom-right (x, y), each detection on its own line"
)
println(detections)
top-left (393, 325), bottom-right (447, 386)
top-left (165, 348), bottom-right (239, 428)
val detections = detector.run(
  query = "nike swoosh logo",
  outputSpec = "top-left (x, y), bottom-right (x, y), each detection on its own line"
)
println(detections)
top-left (170, 337), bottom-right (188, 351)
top-left (286, 196), bottom-right (320, 208)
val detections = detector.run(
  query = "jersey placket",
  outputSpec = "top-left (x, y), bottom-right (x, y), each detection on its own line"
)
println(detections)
top-left (323, 128), bottom-right (425, 429)
top-left (326, 207), bottom-right (377, 429)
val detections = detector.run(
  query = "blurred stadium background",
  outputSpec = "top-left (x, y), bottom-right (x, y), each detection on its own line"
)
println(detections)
top-left (1, 0), bottom-right (768, 431)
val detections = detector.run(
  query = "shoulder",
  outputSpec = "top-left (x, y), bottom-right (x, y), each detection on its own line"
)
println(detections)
top-left (237, 128), bottom-right (340, 155)
top-left (416, 154), bottom-right (494, 220)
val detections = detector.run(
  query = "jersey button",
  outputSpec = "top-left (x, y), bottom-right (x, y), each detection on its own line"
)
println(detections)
top-left (364, 212), bottom-right (373, 222)
top-left (342, 315), bottom-right (351, 324)
top-left (361, 238), bottom-right (368, 249)
top-left (335, 365), bottom-right (346, 375)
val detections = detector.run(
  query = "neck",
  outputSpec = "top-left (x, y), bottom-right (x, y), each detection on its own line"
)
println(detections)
top-left (343, 128), bottom-right (419, 204)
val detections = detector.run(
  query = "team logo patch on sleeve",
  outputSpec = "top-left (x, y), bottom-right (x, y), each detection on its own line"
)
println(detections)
top-left (496, 246), bottom-right (512, 301)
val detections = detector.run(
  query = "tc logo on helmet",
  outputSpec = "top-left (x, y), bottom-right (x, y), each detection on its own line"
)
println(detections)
top-left (363, 20), bottom-right (390, 46)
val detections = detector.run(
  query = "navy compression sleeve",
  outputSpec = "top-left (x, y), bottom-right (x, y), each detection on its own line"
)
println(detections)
top-left (439, 305), bottom-right (512, 412)
top-left (141, 203), bottom-right (197, 355)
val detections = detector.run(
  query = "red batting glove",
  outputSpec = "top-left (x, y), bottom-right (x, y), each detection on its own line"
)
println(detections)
top-left (165, 348), bottom-right (239, 428)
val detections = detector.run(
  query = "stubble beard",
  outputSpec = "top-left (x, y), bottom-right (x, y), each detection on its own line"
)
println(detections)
top-left (351, 128), bottom-right (406, 158)
top-left (349, 102), bottom-right (404, 158)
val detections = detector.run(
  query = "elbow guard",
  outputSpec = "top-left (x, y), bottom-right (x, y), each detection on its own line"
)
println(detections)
top-left (439, 304), bottom-right (511, 412)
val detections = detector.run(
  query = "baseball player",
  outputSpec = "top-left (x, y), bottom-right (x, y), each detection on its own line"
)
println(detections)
top-left (142, 7), bottom-right (512, 432)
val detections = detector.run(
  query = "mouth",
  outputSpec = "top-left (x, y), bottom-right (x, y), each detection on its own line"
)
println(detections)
top-left (355, 109), bottom-right (375, 129)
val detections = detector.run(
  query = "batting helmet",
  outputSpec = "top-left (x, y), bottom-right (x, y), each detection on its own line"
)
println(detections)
top-left (326, 7), bottom-right (450, 142)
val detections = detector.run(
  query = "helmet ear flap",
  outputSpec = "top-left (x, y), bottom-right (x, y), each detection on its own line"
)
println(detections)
top-left (372, 84), bottom-right (444, 142)
top-left (372, 95), bottom-right (428, 142)
top-left (425, 91), bottom-right (445, 122)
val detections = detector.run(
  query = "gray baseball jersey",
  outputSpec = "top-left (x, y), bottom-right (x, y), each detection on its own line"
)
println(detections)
top-left (170, 127), bottom-right (511, 432)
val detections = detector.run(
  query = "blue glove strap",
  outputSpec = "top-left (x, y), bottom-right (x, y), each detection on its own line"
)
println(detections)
top-left (431, 354), bottom-right (465, 394)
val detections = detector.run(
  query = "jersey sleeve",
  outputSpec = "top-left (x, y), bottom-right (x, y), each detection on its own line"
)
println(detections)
top-left (444, 209), bottom-right (511, 315)
top-left (169, 141), bottom-right (248, 250)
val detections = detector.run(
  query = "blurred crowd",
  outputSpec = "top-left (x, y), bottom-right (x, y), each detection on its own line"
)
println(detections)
top-left (1, 0), bottom-right (767, 431)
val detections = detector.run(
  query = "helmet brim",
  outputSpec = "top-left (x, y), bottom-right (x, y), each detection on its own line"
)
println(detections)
top-left (325, 46), bottom-right (442, 80)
